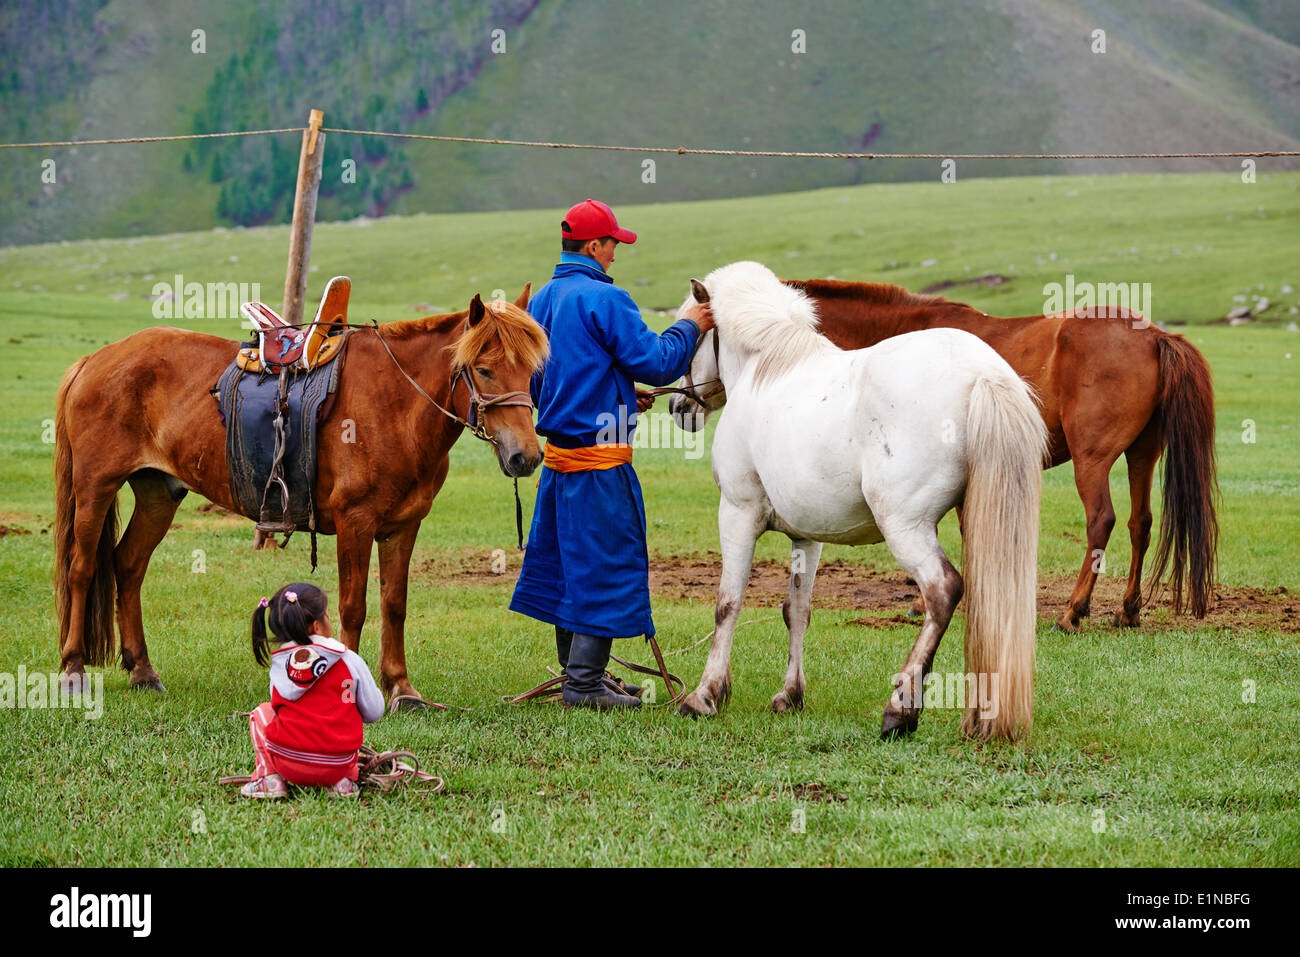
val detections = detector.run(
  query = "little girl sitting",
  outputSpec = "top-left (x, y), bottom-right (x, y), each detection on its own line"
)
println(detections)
top-left (240, 582), bottom-right (384, 798)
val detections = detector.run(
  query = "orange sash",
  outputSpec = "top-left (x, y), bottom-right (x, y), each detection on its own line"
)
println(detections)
top-left (543, 443), bottom-right (633, 473)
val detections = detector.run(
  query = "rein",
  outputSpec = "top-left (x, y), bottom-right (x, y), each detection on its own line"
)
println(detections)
top-left (367, 319), bottom-right (534, 549)
top-left (642, 327), bottom-right (724, 404)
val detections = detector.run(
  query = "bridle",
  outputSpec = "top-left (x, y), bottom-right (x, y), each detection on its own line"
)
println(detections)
top-left (368, 318), bottom-right (535, 446)
top-left (644, 327), bottom-right (725, 407)
top-left (368, 318), bottom-right (536, 548)
top-left (449, 364), bottom-right (535, 444)
top-left (684, 328), bottom-right (725, 405)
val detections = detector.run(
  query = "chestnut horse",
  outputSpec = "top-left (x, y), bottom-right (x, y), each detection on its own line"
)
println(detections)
top-left (54, 288), bottom-right (548, 702)
top-left (784, 279), bottom-right (1218, 631)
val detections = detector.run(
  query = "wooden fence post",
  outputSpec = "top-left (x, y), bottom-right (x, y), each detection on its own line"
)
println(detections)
top-left (281, 108), bottom-right (325, 326)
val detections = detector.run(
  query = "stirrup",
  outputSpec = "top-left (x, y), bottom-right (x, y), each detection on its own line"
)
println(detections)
top-left (254, 519), bottom-right (295, 534)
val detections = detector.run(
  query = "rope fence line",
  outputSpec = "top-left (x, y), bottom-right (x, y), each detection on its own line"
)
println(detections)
top-left (321, 127), bottom-right (1300, 160)
top-left (0, 128), bottom-right (305, 149)
top-left (1, 125), bottom-right (1297, 159)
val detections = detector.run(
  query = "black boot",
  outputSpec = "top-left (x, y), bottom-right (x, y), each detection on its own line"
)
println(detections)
top-left (562, 633), bottom-right (641, 710)
top-left (555, 626), bottom-right (573, 670)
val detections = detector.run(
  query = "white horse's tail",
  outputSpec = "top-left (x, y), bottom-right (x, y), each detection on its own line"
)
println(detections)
top-left (961, 374), bottom-right (1048, 740)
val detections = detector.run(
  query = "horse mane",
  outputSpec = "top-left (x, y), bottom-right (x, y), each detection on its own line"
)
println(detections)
top-left (705, 262), bottom-right (833, 385)
top-left (785, 277), bottom-right (971, 313)
top-left (379, 300), bottom-right (549, 372)
top-left (450, 299), bottom-right (549, 372)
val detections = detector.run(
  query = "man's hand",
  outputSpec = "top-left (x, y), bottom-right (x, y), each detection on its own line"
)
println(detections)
top-left (680, 302), bottom-right (714, 335)
top-left (635, 388), bottom-right (656, 413)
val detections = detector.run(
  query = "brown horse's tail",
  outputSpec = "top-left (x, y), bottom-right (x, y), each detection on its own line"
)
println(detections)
top-left (1146, 334), bottom-right (1219, 618)
top-left (54, 359), bottom-right (118, 667)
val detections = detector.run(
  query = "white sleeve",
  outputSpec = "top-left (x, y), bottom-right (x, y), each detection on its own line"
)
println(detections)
top-left (343, 650), bottom-right (386, 723)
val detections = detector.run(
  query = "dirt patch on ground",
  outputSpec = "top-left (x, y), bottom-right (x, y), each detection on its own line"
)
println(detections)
top-left (0, 524), bottom-right (32, 537)
top-left (416, 552), bottom-right (1299, 635)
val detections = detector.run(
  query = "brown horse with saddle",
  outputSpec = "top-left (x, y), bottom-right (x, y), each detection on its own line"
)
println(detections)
top-left (784, 279), bottom-right (1218, 630)
top-left (53, 279), bottom-right (548, 704)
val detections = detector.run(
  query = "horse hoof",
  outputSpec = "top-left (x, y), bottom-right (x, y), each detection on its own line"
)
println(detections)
top-left (880, 709), bottom-right (918, 740)
top-left (59, 672), bottom-right (88, 695)
top-left (676, 691), bottom-right (716, 718)
top-left (771, 689), bottom-right (804, 713)
top-left (1113, 612), bottom-right (1140, 628)
top-left (388, 694), bottom-right (446, 714)
top-left (130, 677), bottom-right (165, 693)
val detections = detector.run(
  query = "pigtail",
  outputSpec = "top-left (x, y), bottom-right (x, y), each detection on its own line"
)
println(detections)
top-left (252, 599), bottom-right (272, 667)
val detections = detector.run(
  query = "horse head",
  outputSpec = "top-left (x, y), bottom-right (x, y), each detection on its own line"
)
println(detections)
top-left (669, 278), bottom-right (725, 432)
top-left (449, 284), bottom-right (548, 476)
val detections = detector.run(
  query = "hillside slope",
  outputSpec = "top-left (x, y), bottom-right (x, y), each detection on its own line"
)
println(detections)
top-left (1, 0), bottom-right (1297, 244)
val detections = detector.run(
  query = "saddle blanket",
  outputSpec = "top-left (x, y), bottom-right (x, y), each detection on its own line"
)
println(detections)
top-left (213, 333), bottom-right (350, 530)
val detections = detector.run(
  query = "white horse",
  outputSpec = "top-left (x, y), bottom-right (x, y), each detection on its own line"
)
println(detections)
top-left (668, 262), bottom-right (1048, 740)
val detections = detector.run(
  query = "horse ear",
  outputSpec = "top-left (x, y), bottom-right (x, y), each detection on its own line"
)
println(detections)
top-left (467, 294), bottom-right (485, 326)
top-left (690, 279), bottom-right (710, 304)
top-left (514, 282), bottom-right (531, 308)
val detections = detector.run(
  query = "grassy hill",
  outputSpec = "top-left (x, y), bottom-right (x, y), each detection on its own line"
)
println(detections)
top-left (1, 0), bottom-right (1298, 244)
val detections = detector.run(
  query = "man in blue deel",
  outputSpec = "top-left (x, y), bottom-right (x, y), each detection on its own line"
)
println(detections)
top-left (510, 198), bottom-right (713, 710)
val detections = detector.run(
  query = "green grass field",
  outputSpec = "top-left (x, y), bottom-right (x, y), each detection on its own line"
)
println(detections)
top-left (1, 172), bottom-right (1298, 866)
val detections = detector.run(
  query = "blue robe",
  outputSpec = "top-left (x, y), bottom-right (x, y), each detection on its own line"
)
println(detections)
top-left (509, 254), bottom-right (700, 638)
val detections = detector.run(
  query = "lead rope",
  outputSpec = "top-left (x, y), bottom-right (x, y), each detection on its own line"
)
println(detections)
top-left (218, 745), bottom-right (445, 794)
top-left (507, 634), bottom-right (685, 706)
top-left (514, 478), bottom-right (526, 550)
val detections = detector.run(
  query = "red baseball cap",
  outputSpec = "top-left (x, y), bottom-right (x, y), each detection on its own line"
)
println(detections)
top-left (561, 198), bottom-right (637, 244)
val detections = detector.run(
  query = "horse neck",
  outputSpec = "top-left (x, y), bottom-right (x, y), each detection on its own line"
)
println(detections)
top-left (820, 300), bottom-right (926, 346)
top-left (799, 283), bottom-right (983, 348)
top-left (375, 319), bottom-right (467, 427)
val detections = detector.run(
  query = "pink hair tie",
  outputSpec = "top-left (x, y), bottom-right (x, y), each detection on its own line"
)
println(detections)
top-left (258, 597), bottom-right (269, 609)
top-left (284, 590), bottom-right (298, 603)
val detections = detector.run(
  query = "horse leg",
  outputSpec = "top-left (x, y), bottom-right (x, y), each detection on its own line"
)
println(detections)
top-left (1056, 454), bottom-right (1118, 632)
top-left (907, 506), bottom-right (961, 618)
top-left (879, 523), bottom-right (962, 739)
top-left (114, 472), bottom-right (182, 691)
top-left (376, 522), bottom-right (421, 702)
top-left (678, 497), bottom-right (763, 717)
top-left (772, 538), bottom-right (822, 712)
top-left (334, 512), bottom-right (377, 654)
top-left (59, 483), bottom-right (120, 692)
top-left (1116, 421), bottom-right (1160, 626)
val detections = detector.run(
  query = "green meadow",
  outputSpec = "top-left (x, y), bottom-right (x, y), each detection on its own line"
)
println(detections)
top-left (1, 172), bottom-right (1298, 866)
